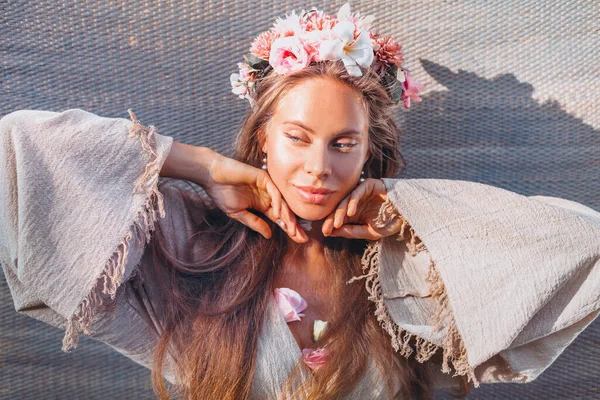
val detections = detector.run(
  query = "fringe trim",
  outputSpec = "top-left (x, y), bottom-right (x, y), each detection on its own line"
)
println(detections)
top-left (349, 199), bottom-right (480, 387)
top-left (61, 109), bottom-right (166, 352)
top-left (372, 198), bottom-right (426, 256)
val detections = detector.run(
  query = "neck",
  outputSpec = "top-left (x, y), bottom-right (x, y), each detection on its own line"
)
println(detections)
top-left (297, 218), bottom-right (325, 243)
top-left (283, 219), bottom-right (327, 273)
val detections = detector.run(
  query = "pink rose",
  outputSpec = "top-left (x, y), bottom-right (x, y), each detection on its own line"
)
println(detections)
top-left (302, 347), bottom-right (329, 371)
top-left (268, 36), bottom-right (311, 75)
top-left (304, 29), bottom-right (335, 63)
top-left (274, 288), bottom-right (307, 322)
top-left (401, 70), bottom-right (425, 109)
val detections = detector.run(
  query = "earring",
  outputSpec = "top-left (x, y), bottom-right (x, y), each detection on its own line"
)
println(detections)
top-left (261, 153), bottom-right (268, 171)
top-left (359, 169), bottom-right (366, 183)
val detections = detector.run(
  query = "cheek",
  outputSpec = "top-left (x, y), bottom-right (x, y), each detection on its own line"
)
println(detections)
top-left (265, 138), bottom-right (297, 183)
top-left (333, 155), bottom-right (364, 182)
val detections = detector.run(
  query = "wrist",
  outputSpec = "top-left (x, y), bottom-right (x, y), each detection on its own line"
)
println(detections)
top-left (160, 141), bottom-right (221, 187)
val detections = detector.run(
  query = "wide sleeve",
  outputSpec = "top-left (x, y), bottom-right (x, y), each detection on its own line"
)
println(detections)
top-left (0, 108), bottom-right (173, 354)
top-left (358, 178), bottom-right (600, 388)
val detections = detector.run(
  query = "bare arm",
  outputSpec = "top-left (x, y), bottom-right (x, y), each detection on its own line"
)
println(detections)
top-left (158, 141), bottom-right (306, 242)
top-left (159, 141), bottom-right (218, 186)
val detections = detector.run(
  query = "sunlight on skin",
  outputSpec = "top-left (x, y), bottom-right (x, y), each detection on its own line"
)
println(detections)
top-left (261, 77), bottom-right (370, 225)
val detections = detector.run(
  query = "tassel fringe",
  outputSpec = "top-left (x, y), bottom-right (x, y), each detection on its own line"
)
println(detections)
top-left (62, 110), bottom-right (166, 352)
top-left (350, 198), bottom-right (480, 386)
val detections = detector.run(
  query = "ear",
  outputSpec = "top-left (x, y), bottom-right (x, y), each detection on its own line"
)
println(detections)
top-left (259, 126), bottom-right (268, 154)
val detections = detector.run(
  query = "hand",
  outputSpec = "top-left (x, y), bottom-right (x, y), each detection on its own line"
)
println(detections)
top-left (203, 154), bottom-right (308, 243)
top-left (321, 178), bottom-right (403, 240)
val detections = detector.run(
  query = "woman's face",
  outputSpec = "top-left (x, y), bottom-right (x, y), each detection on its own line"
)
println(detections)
top-left (262, 77), bottom-right (370, 221)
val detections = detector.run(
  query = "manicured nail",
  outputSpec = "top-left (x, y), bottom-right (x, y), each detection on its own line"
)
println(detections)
top-left (335, 217), bottom-right (342, 229)
top-left (277, 220), bottom-right (287, 230)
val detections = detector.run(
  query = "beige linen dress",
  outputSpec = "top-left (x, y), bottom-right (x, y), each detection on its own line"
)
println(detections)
top-left (1, 109), bottom-right (599, 398)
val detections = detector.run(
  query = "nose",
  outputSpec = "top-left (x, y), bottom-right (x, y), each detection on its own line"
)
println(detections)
top-left (304, 143), bottom-right (331, 179)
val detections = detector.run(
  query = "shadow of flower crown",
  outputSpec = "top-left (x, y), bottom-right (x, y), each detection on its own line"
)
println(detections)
top-left (230, 3), bottom-right (424, 109)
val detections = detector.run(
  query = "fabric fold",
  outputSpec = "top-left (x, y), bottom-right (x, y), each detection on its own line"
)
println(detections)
top-left (361, 178), bottom-right (600, 386)
top-left (62, 110), bottom-right (172, 351)
top-left (0, 109), bottom-right (173, 352)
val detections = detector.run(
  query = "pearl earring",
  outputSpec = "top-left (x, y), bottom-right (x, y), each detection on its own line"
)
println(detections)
top-left (359, 169), bottom-right (366, 183)
top-left (261, 153), bottom-right (268, 171)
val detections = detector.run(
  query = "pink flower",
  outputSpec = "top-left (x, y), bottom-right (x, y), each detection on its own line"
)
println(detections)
top-left (303, 29), bottom-right (335, 62)
top-left (272, 10), bottom-right (304, 37)
top-left (302, 348), bottom-right (329, 371)
top-left (372, 34), bottom-right (404, 76)
top-left (250, 30), bottom-right (278, 60)
top-left (274, 288), bottom-right (307, 322)
top-left (268, 36), bottom-right (311, 75)
top-left (401, 70), bottom-right (424, 109)
top-left (305, 10), bottom-right (337, 31)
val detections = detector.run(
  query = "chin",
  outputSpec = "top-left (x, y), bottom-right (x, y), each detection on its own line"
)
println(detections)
top-left (288, 203), bottom-right (334, 222)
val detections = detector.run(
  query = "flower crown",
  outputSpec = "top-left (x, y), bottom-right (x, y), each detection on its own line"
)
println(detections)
top-left (230, 3), bottom-right (424, 109)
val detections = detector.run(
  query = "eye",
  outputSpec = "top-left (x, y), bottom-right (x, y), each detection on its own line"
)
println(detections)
top-left (284, 133), bottom-right (304, 143)
top-left (333, 141), bottom-right (358, 151)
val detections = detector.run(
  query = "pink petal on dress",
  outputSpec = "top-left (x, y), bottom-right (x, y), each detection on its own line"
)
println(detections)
top-left (274, 287), bottom-right (308, 322)
top-left (302, 347), bottom-right (329, 371)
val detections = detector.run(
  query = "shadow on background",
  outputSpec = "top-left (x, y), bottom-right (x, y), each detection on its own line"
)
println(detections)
top-left (413, 60), bottom-right (600, 399)
top-left (401, 59), bottom-right (600, 212)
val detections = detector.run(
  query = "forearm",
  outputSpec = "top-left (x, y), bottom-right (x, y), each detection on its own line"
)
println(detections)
top-left (159, 141), bottom-right (219, 186)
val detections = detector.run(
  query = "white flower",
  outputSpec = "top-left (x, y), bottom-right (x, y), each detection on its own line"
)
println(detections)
top-left (230, 73), bottom-right (248, 97)
top-left (313, 320), bottom-right (328, 341)
top-left (230, 73), bottom-right (255, 105)
top-left (337, 2), bottom-right (375, 30)
top-left (337, 2), bottom-right (352, 21)
top-left (319, 20), bottom-right (374, 76)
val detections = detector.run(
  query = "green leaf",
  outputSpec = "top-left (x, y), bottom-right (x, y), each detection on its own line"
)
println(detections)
top-left (244, 54), bottom-right (269, 70)
top-left (380, 68), bottom-right (403, 103)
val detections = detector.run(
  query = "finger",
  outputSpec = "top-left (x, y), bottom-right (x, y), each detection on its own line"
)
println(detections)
top-left (284, 204), bottom-right (309, 243)
top-left (229, 210), bottom-right (272, 239)
top-left (347, 182), bottom-right (369, 217)
top-left (295, 223), bottom-right (308, 243)
top-left (279, 202), bottom-right (301, 240)
top-left (264, 207), bottom-right (290, 236)
top-left (322, 211), bottom-right (336, 236)
top-left (265, 202), bottom-right (309, 243)
top-left (334, 196), bottom-right (350, 229)
top-left (328, 224), bottom-right (381, 240)
top-left (275, 201), bottom-right (296, 240)
top-left (265, 179), bottom-right (282, 220)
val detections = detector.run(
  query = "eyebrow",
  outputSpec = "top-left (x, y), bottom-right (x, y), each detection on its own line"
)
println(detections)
top-left (282, 120), bottom-right (362, 136)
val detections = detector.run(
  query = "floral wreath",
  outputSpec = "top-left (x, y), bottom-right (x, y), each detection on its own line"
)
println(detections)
top-left (230, 3), bottom-right (424, 109)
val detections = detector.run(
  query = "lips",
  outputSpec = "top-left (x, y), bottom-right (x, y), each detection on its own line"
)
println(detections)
top-left (294, 185), bottom-right (335, 205)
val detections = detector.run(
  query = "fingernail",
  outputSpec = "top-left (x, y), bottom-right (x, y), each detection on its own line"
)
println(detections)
top-left (277, 220), bottom-right (287, 230)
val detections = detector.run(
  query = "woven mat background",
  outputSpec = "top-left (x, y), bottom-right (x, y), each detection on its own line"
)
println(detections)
top-left (1, 1), bottom-right (599, 398)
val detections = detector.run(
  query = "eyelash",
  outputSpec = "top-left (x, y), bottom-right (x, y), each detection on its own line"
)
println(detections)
top-left (286, 133), bottom-right (302, 143)
top-left (284, 133), bottom-right (358, 150)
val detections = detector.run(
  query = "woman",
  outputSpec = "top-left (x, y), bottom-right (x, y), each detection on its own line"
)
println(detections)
top-left (1, 3), bottom-right (599, 399)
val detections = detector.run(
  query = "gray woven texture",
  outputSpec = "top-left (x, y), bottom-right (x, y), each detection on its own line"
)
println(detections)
top-left (1, 0), bottom-right (599, 398)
